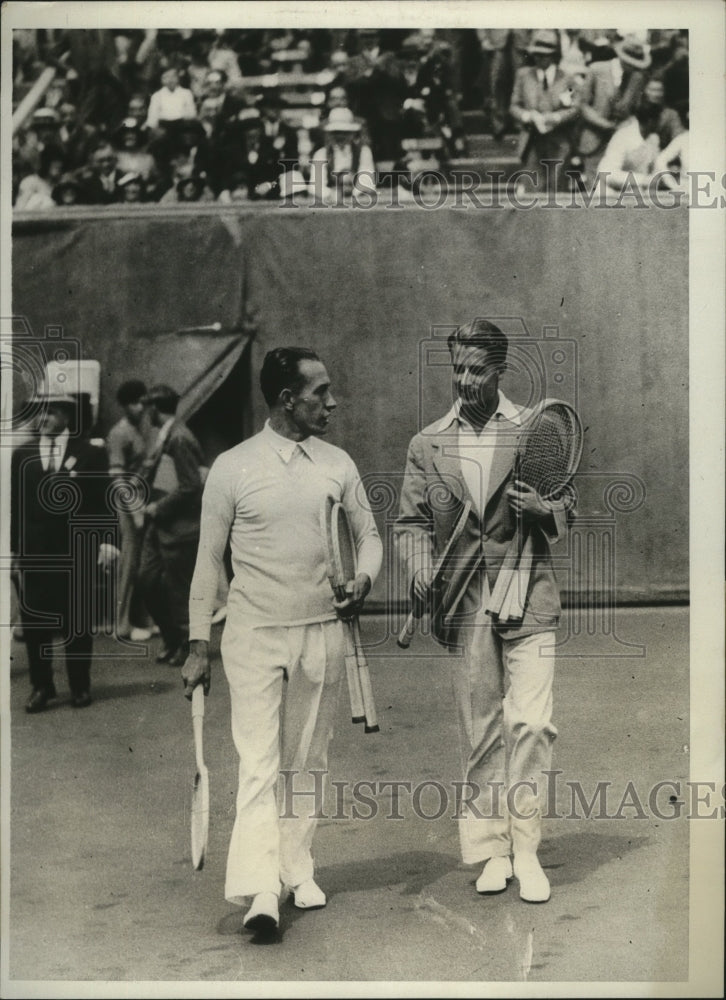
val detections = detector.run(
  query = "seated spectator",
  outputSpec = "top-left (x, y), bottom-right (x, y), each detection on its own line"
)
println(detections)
top-left (576, 31), bottom-right (652, 182)
top-left (117, 171), bottom-right (147, 204)
top-left (126, 93), bottom-right (150, 130)
top-left (57, 102), bottom-right (97, 170)
top-left (637, 76), bottom-right (684, 149)
top-left (14, 107), bottom-right (63, 179)
top-left (215, 109), bottom-right (281, 201)
top-left (159, 163), bottom-right (215, 203)
top-left (176, 173), bottom-right (216, 203)
top-left (258, 90), bottom-right (300, 167)
top-left (145, 66), bottom-right (197, 133)
top-left (113, 118), bottom-right (159, 183)
top-left (52, 173), bottom-right (83, 207)
top-left (198, 96), bottom-right (222, 139)
top-left (200, 69), bottom-right (241, 135)
top-left (310, 107), bottom-right (376, 200)
top-left (165, 118), bottom-right (213, 179)
top-left (509, 29), bottom-right (581, 194)
top-left (653, 111), bottom-right (688, 192)
top-left (77, 141), bottom-right (126, 204)
top-left (14, 145), bottom-right (66, 210)
top-left (596, 100), bottom-right (662, 192)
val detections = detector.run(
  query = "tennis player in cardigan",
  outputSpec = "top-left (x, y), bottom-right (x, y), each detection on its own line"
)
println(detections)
top-left (396, 319), bottom-right (574, 903)
top-left (182, 347), bottom-right (382, 936)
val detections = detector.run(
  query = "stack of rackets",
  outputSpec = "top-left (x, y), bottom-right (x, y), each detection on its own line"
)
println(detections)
top-left (321, 496), bottom-right (379, 733)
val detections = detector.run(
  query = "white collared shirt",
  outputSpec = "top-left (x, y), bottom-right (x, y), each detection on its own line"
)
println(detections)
top-left (39, 428), bottom-right (70, 472)
top-left (188, 420), bottom-right (382, 638)
top-left (537, 64), bottom-right (557, 90)
top-left (435, 392), bottom-right (524, 517)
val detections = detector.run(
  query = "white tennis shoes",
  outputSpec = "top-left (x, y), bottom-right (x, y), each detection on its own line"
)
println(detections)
top-left (291, 878), bottom-right (327, 910)
top-left (477, 853), bottom-right (551, 903)
top-left (243, 879), bottom-right (327, 935)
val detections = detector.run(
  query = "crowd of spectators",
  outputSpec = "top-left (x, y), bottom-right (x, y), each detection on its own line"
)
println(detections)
top-left (12, 27), bottom-right (690, 208)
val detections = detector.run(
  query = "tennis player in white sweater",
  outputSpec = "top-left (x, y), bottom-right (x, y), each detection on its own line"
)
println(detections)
top-left (182, 346), bottom-right (382, 936)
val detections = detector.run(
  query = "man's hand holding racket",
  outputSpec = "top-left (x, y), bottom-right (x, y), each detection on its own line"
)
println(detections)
top-left (506, 479), bottom-right (554, 521)
top-left (332, 572), bottom-right (371, 620)
top-left (182, 639), bottom-right (211, 699)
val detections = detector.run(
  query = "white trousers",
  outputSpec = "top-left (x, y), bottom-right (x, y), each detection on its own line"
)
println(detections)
top-left (452, 613), bottom-right (557, 864)
top-left (221, 618), bottom-right (344, 903)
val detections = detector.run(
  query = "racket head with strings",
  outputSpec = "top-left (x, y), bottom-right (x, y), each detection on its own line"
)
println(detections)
top-left (330, 500), bottom-right (358, 597)
top-left (190, 685), bottom-right (209, 871)
top-left (515, 399), bottom-right (583, 501)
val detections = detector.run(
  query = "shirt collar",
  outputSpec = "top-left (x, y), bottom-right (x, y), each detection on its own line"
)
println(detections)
top-left (263, 420), bottom-right (315, 463)
top-left (434, 391), bottom-right (524, 432)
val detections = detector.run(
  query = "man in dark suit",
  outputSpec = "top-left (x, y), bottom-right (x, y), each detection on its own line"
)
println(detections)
top-left (77, 140), bottom-right (126, 204)
top-left (137, 385), bottom-right (204, 667)
top-left (11, 391), bottom-right (119, 712)
top-left (396, 319), bottom-right (574, 904)
top-left (509, 30), bottom-right (581, 193)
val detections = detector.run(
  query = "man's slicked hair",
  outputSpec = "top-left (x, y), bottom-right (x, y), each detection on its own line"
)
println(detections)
top-left (116, 379), bottom-right (147, 406)
top-left (260, 347), bottom-right (321, 407)
top-left (447, 318), bottom-right (508, 366)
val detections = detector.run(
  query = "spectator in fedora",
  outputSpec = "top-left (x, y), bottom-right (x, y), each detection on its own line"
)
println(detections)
top-left (11, 390), bottom-right (119, 712)
top-left (510, 29), bottom-right (581, 194)
top-left (576, 31), bottom-right (652, 184)
top-left (138, 385), bottom-right (205, 667)
top-left (310, 106), bottom-right (375, 200)
top-left (258, 90), bottom-right (300, 167)
top-left (57, 101), bottom-right (98, 170)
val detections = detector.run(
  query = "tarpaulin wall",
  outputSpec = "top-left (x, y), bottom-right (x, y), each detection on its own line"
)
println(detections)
top-left (12, 205), bottom-right (688, 603)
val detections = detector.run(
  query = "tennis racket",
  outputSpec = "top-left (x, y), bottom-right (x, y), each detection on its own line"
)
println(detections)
top-left (487, 399), bottom-right (583, 623)
top-left (397, 499), bottom-right (472, 649)
top-left (190, 684), bottom-right (209, 871)
top-left (322, 496), bottom-right (379, 733)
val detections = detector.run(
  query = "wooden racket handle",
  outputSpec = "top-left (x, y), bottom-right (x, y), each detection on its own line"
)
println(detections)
top-left (353, 617), bottom-right (379, 733)
top-left (397, 611), bottom-right (415, 649)
top-left (191, 685), bottom-right (205, 771)
top-left (343, 621), bottom-right (365, 723)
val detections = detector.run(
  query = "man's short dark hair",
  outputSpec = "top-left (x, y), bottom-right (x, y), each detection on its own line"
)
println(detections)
top-left (260, 347), bottom-right (321, 407)
top-left (116, 379), bottom-right (147, 406)
top-left (447, 319), bottom-right (508, 366)
top-left (143, 384), bottom-right (179, 414)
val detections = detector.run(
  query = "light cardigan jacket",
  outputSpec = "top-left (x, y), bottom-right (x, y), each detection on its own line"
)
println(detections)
top-left (396, 404), bottom-right (573, 648)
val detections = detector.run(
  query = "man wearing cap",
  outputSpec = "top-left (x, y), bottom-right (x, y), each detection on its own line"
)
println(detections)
top-left (310, 106), bottom-right (376, 200)
top-left (11, 391), bottom-right (119, 712)
top-left (181, 347), bottom-right (382, 936)
top-left (576, 31), bottom-right (652, 184)
top-left (137, 385), bottom-right (205, 667)
top-left (510, 29), bottom-right (581, 194)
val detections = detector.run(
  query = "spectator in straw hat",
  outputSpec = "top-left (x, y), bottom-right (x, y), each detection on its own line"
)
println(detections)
top-left (575, 30), bottom-right (652, 183)
top-left (117, 171), bottom-right (147, 204)
top-left (510, 29), bottom-right (581, 193)
top-left (11, 390), bottom-right (119, 712)
top-left (310, 106), bottom-right (375, 200)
